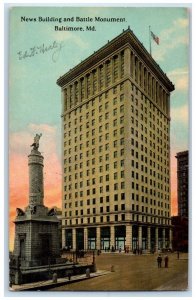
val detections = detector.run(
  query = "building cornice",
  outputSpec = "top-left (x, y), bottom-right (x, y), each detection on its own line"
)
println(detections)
top-left (61, 76), bottom-right (171, 121)
top-left (57, 28), bottom-right (174, 92)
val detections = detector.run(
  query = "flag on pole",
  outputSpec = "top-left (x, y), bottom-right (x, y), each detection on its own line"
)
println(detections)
top-left (151, 31), bottom-right (160, 45)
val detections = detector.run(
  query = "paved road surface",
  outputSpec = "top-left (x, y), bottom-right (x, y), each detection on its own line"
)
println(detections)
top-left (50, 252), bottom-right (188, 291)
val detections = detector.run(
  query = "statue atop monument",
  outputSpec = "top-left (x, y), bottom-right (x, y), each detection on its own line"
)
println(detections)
top-left (30, 133), bottom-right (42, 150)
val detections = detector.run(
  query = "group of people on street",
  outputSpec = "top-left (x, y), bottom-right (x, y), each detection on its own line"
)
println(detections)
top-left (157, 254), bottom-right (169, 268)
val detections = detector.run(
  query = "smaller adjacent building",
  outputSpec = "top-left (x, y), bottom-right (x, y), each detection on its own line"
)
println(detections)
top-left (172, 150), bottom-right (189, 252)
top-left (175, 151), bottom-right (189, 217)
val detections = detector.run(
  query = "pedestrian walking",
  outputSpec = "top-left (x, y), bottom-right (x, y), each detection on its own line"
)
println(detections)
top-left (157, 254), bottom-right (162, 268)
top-left (164, 255), bottom-right (169, 268)
top-left (177, 251), bottom-right (180, 259)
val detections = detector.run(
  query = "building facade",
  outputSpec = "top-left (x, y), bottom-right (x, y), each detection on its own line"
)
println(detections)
top-left (175, 151), bottom-right (189, 217)
top-left (57, 28), bottom-right (175, 252)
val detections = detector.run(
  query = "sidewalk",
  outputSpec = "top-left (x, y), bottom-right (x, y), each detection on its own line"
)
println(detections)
top-left (10, 270), bottom-right (110, 291)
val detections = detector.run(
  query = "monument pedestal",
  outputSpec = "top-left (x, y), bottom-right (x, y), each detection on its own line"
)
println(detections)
top-left (14, 209), bottom-right (60, 268)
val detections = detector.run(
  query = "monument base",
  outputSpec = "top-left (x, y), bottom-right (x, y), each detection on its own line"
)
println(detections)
top-left (13, 212), bottom-right (60, 268)
top-left (10, 259), bottom-right (95, 285)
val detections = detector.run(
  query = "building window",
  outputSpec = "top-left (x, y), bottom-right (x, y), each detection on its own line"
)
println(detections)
top-left (120, 94), bottom-right (124, 101)
top-left (114, 151), bottom-right (117, 158)
top-left (120, 127), bottom-right (124, 135)
top-left (121, 193), bottom-right (125, 200)
top-left (120, 138), bottom-right (124, 145)
top-left (114, 183), bottom-right (118, 190)
top-left (105, 112), bottom-right (109, 119)
top-left (121, 214), bottom-right (125, 221)
top-left (121, 204), bottom-right (125, 210)
top-left (113, 108), bottom-right (117, 116)
top-left (121, 182), bottom-right (125, 189)
top-left (120, 105), bottom-right (124, 113)
top-left (113, 140), bottom-right (117, 147)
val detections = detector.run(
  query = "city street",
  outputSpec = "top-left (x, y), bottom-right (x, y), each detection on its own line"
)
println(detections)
top-left (50, 252), bottom-right (188, 291)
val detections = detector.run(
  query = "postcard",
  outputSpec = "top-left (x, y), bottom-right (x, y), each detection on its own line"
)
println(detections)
top-left (9, 6), bottom-right (189, 292)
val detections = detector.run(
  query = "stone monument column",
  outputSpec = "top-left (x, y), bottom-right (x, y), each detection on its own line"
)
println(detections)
top-left (28, 150), bottom-right (44, 206)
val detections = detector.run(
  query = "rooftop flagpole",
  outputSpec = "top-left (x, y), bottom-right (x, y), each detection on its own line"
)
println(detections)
top-left (149, 25), bottom-right (152, 56)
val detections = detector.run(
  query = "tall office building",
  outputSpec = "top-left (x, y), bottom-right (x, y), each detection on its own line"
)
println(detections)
top-left (175, 151), bottom-right (189, 217)
top-left (57, 28), bottom-right (174, 252)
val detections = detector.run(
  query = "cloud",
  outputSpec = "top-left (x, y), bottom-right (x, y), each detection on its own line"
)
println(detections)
top-left (10, 123), bottom-right (58, 155)
top-left (174, 18), bottom-right (189, 28)
top-left (51, 30), bottom-right (89, 49)
top-left (170, 104), bottom-right (189, 125)
top-left (153, 17), bottom-right (189, 62)
top-left (85, 7), bottom-right (104, 17)
top-left (168, 67), bottom-right (189, 92)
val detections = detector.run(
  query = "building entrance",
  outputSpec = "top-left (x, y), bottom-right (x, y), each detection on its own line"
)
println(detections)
top-left (65, 229), bottom-right (72, 250)
top-left (101, 227), bottom-right (110, 251)
top-left (151, 227), bottom-right (155, 252)
top-left (132, 225), bottom-right (138, 251)
top-left (76, 228), bottom-right (84, 250)
top-left (88, 227), bottom-right (96, 250)
top-left (142, 227), bottom-right (147, 250)
top-left (115, 226), bottom-right (126, 250)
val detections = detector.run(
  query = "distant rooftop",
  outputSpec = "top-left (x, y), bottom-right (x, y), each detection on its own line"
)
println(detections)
top-left (175, 150), bottom-right (189, 158)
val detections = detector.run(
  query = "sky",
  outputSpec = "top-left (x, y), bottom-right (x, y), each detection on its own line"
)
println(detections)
top-left (9, 6), bottom-right (189, 250)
